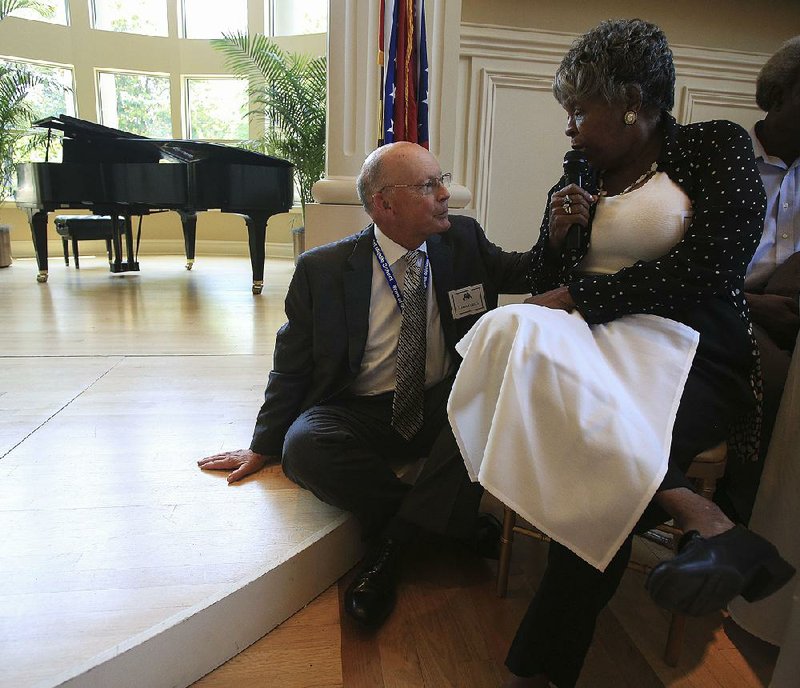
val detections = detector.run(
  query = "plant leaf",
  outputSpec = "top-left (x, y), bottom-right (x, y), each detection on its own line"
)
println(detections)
top-left (210, 32), bottom-right (326, 210)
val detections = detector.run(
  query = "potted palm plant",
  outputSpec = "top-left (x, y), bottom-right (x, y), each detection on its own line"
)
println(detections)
top-left (211, 32), bottom-right (326, 226)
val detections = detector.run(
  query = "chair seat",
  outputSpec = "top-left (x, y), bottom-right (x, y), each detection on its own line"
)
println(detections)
top-left (689, 442), bottom-right (727, 465)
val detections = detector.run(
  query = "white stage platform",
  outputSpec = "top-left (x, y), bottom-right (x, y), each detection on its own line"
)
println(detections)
top-left (0, 256), bottom-right (363, 688)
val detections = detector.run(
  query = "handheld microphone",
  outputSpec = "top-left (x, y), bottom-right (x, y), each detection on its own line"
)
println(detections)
top-left (562, 150), bottom-right (589, 253)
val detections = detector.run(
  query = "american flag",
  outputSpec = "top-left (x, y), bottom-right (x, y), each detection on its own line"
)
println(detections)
top-left (379, 0), bottom-right (429, 148)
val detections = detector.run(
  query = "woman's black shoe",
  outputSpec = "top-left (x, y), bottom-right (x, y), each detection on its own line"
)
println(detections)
top-left (645, 525), bottom-right (795, 616)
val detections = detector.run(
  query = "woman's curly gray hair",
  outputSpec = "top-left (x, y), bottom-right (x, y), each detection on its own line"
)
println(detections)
top-left (756, 36), bottom-right (800, 112)
top-left (553, 18), bottom-right (675, 112)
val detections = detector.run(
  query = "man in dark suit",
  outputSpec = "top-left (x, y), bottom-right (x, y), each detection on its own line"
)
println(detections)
top-left (199, 141), bottom-right (532, 627)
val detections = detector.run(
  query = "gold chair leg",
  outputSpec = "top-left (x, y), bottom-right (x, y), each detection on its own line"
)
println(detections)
top-left (497, 506), bottom-right (516, 597)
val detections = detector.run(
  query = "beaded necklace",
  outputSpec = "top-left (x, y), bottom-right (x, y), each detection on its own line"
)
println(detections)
top-left (598, 161), bottom-right (659, 197)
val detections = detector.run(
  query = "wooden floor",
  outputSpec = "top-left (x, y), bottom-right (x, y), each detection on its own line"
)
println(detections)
top-left (1, 253), bottom-right (778, 688)
top-left (194, 522), bottom-right (779, 688)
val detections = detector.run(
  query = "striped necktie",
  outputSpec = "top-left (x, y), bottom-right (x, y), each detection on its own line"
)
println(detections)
top-left (391, 249), bottom-right (427, 440)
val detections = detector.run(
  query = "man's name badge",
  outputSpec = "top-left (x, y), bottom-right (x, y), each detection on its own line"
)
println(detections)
top-left (448, 284), bottom-right (487, 319)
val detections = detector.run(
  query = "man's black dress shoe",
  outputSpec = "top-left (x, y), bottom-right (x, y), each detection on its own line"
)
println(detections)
top-left (344, 538), bottom-right (400, 627)
top-left (646, 525), bottom-right (796, 617)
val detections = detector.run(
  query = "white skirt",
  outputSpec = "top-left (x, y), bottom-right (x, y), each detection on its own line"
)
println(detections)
top-left (447, 304), bottom-right (699, 570)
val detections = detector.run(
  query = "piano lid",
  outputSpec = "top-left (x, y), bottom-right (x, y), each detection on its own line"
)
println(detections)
top-left (34, 114), bottom-right (293, 167)
top-left (34, 114), bottom-right (149, 141)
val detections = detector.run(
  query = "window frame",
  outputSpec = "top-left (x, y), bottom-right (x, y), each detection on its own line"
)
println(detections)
top-left (179, 0), bottom-right (248, 40)
top-left (95, 67), bottom-right (173, 137)
top-left (267, 0), bottom-right (328, 37)
top-left (182, 74), bottom-right (250, 142)
top-left (0, 57), bottom-right (76, 195)
top-left (5, 0), bottom-right (69, 26)
top-left (89, 0), bottom-right (169, 37)
top-left (0, 55), bottom-right (77, 122)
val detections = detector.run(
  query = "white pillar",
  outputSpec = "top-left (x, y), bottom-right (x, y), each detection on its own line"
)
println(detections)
top-left (305, 0), bottom-right (467, 249)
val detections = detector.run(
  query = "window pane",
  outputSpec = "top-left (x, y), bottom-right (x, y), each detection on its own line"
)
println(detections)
top-left (1, 60), bottom-right (74, 196)
top-left (182, 0), bottom-right (246, 39)
top-left (186, 78), bottom-right (248, 140)
top-left (92, 0), bottom-right (168, 36)
top-left (7, 0), bottom-right (68, 25)
top-left (1, 60), bottom-right (76, 122)
top-left (98, 71), bottom-right (171, 137)
top-left (272, 0), bottom-right (327, 36)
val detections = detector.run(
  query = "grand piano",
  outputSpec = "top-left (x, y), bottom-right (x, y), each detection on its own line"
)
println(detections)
top-left (15, 114), bottom-right (294, 294)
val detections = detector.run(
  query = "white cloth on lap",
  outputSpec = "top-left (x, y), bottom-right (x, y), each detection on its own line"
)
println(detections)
top-left (447, 304), bottom-right (699, 571)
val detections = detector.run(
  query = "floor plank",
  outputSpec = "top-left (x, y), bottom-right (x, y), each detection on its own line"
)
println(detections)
top-left (193, 587), bottom-right (343, 688)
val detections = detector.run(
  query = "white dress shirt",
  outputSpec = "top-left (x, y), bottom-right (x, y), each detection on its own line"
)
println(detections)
top-left (350, 226), bottom-right (453, 396)
top-left (745, 125), bottom-right (800, 291)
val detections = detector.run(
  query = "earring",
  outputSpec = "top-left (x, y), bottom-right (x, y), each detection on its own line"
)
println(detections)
top-left (624, 111), bottom-right (637, 125)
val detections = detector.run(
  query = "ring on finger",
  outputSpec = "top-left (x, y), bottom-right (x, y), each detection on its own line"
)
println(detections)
top-left (562, 194), bottom-right (571, 208)
top-left (564, 204), bottom-right (572, 214)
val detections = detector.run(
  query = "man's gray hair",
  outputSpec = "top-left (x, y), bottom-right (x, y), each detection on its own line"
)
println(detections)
top-left (552, 18), bottom-right (675, 112)
top-left (756, 36), bottom-right (800, 112)
top-left (356, 146), bottom-right (388, 212)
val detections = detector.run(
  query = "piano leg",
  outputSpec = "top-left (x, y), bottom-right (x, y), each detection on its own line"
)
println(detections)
top-left (109, 215), bottom-right (140, 274)
top-left (27, 209), bottom-right (49, 283)
top-left (124, 215), bottom-right (137, 268)
top-left (178, 211), bottom-right (197, 271)
top-left (244, 212), bottom-right (269, 295)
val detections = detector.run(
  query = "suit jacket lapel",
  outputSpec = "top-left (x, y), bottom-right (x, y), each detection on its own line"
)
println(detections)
top-left (344, 225), bottom-right (375, 373)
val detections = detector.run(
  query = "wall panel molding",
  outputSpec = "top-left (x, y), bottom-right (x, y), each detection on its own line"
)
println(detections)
top-left (679, 87), bottom-right (763, 124)
top-left (460, 22), bottom-right (768, 82)
top-left (474, 69), bottom-right (554, 228)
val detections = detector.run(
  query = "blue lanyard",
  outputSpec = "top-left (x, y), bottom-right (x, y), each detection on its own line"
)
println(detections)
top-left (372, 237), bottom-right (429, 313)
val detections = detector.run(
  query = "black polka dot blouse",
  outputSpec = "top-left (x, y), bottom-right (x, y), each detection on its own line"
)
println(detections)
top-left (527, 113), bottom-right (767, 461)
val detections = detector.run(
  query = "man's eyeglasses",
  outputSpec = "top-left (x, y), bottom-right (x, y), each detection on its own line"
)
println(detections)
top-left (380, 172), bottom-right (452, 195)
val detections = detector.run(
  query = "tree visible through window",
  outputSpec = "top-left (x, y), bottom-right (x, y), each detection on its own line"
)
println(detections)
top-left (271, 0), bottom-right (327, 36)
top-left (0, 59), bottom-right (74, 196)
top-left (98, 71), bottom-right (171, 137)
top-left (11, 61), bottom-right (75, 124)
top-left (5, 0), bottom-right (66, 25)
top-left (186, 78), bottom-right (248, 141)
top-left (92, 0), bottom-right (167, 36)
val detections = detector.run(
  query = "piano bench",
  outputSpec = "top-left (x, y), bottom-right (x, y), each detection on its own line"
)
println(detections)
top-left (55, 216), bottom-right (115, 269)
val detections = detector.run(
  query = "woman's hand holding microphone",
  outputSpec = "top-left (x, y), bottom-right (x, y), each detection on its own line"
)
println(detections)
top-left (528, 184), bottom-right (597, 313)
top-left (547, 184), bottom-right (596, 253)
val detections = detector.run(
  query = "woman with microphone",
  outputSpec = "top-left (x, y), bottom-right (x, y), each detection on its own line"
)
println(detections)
top-left (447, 18), bottom-right (794, 687)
